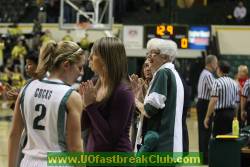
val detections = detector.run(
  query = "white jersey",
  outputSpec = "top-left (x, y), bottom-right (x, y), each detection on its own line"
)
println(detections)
top-left (20, 79), bottom-right (74, 159)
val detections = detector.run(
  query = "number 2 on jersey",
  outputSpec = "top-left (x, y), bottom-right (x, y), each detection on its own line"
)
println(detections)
top-left (33, 104), bottom-right (46, 130)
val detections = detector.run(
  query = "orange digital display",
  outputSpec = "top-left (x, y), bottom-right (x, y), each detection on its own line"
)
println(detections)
top-left (156, 25), bottom-right (174, 36)
top-left (145, 24), bottom-right (189, 49)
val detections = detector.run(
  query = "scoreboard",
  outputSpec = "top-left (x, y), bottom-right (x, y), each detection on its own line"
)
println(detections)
top-left (144, 24), bottom-right (189, 49)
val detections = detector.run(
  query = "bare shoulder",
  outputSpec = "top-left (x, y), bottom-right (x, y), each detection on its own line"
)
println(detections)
top-left (68, 90), bottom-right (82, 101)
top-left (67, 90), bottom-right (83, 112)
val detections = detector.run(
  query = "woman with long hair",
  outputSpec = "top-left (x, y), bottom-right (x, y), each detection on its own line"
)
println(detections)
top-left (80, 37), bottom-right (134, 152)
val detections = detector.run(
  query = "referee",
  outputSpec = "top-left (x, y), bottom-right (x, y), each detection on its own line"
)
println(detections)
top-left (196, 55), bottom-right (217, 164)
top-left (241, 78), bottom-right (250, 125)
top-left (204, 61), bottom-right (240, 137)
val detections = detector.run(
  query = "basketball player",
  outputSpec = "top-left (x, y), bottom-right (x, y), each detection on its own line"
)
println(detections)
top-left (8, 40), bottom-right (84, 167)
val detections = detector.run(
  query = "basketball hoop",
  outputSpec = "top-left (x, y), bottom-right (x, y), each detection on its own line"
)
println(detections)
top-left (74, 22), bottom-right (91, 40)
top-left (75, 22), bottom-right (92, 30)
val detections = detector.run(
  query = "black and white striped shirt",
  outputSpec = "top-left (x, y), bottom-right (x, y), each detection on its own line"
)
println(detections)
top-left (242, 79), bottom-right (250, 101)
top-left (211, 76), bottom-right (240, 109)
top-left (197, 69), bottom-right (215, 100)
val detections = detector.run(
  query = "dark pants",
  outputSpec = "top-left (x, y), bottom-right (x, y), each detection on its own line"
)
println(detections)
top-left (182, 106), bottom-right (189, 152)
top-left (196, 99), bottom-right (212, 164)
top-left (213, 108), bottom-right (235, 137)
top-left (237, 106), bottom-right (244, 128)
top-left (246, 102), bottom-right (250, 126)
top-left (238, 101), bottom-right (250, 127)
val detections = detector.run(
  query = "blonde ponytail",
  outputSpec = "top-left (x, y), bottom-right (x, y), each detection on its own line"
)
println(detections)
top-left (35, 40), bottom-right (57, 79)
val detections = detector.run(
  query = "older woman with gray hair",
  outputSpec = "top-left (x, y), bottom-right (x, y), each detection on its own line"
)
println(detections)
top-left (137, 38), bottom-right (184, 153)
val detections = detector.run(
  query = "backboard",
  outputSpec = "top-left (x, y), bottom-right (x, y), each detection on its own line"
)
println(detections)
top-left (59, 0), bottom-right (113, 30)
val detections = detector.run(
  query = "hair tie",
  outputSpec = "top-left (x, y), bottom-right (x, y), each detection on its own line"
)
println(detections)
top-left (72, 47), bottom-right (82, 55)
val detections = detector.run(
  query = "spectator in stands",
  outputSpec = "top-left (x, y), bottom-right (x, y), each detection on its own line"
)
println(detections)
top-left (0, 37), bottom-right (5, 67)
top-left (0, 65), bottom-right (13, 108)
top-left (131, 59), bottom-right (152, 102)
top-left (241, 79), bottom-right (250, 125)
top-left (62, 30), bottom-right (74, 42)
top-left (36, 0), bottom-right (45, 6)
top-left (234, 1), bottom-right (247, 23)
top-left (32, 19), bottom-right (42, 35)
top-left (130, 59), bottom-right (153, 148)
top-left (11, 39), bottom-right (27, 68)
top-left (11, 66), bottom-right (24, 89)
top-left (6, 53), bottom-right (39, 106)
top-left (5, 58), bottom-right (14, 71)
top-left (141, 59), bottom-right (152, 85)
top-left (40, 30), bottom-right (53, 45)
top-left (37, 0), bottom-right (47, 23)
top-left (236, 65), bottom-right (249, 91)
top-left (24, 53), bottom-right (39, 79)
top-left (0, 81), bottom-right (4, 95)
top-left (235, 65), bottom-right (249, 127)
top-left (79, 33), bottom-right (90, 50)
top-left (7, 23), bottom-right (22, 37)
top-left (0, 66), bottom-right (12, 86)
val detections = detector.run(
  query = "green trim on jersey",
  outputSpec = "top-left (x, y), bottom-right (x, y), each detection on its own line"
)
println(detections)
top-left (20, 80), bottom-right (34, 136)
top-left (144, 68), bottom-right (177, 151)
top-left (57, 89), bottom-right (74, 151)
top-left (40, 79), bottom-right (68, 86)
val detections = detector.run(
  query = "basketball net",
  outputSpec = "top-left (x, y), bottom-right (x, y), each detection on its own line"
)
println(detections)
top-left (75, 22), bottom-right (92, 30)
top-left (74, 22), bottom-right (91, 38)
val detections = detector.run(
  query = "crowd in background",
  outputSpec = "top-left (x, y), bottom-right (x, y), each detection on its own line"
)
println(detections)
top-left (0, 23), bottom-right (93, 107)
top-left (0, 0), bottom-right (248, 25)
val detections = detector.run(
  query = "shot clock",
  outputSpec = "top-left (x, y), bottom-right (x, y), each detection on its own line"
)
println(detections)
top-left (144, 24), bottom-right (189, 49)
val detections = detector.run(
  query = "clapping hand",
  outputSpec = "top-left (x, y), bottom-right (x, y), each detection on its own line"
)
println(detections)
top-left (79, 80), bottom-right (97, 107)
top-left (6, 84), bottom-right (19, 100)
top-left (130, 74), bottom-right (145, 102)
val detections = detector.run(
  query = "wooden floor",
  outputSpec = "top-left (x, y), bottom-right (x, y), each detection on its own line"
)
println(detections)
top-left (0, 107), bottom-right (207, 167)
top-left (0, 109), bottom-right (12, 167)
